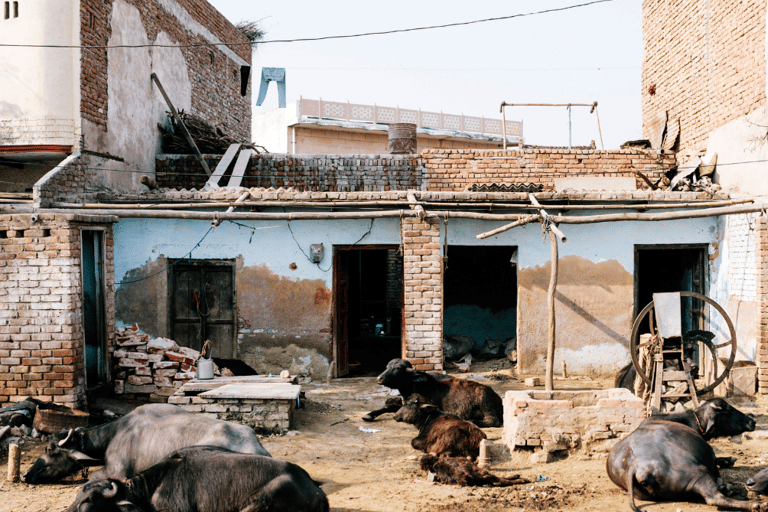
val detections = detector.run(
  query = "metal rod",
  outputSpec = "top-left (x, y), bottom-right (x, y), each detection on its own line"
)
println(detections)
top-left (501, 102), bottom-right (508, 150)
top-left (500, 102), bottom-right (597, 108)
top-left (568, 105), bottom-right (572, 150)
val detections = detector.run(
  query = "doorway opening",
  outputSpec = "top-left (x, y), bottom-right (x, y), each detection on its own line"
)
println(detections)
top-left (81, 229), bottom-right (107, 389)
top-left (333, 247), bottom-right (402, 377)
top-left (634, 245), bottom-right (707, 337)
top-left (443, 246), bottom-right (517, 360)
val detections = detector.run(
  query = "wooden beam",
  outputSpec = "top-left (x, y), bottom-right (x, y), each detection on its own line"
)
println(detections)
top-left (545, 229), bottom-right (559, 391)
top-left (529, 193), bottom-right (567, 242)
top-left (151, 73), bottom-right (211, 177)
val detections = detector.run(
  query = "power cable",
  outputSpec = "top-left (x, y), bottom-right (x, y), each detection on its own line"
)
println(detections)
top-left (0, 0), bottom-right (613, 49)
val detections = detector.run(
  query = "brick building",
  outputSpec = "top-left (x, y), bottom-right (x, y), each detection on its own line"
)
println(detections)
top-left (0, 0), bottom-right (251, 407)
top-left (642, 0), bottom-right (768, 392)
top-left (253, 98), bottom-right (524, 155)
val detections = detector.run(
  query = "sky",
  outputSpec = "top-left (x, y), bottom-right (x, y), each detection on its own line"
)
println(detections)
top-left (209, 0), bottom-right (642, 150)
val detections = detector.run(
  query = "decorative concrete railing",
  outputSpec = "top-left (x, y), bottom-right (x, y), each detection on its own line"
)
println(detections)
top-left (298, 97), bottom-right (523, 138)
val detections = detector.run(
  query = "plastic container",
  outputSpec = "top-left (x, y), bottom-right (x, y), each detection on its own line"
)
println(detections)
top-left (197, 358), bottom-right (214, 380)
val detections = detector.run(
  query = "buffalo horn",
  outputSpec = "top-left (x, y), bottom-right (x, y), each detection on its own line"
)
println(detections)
top-left (103, 481), bottom-right (118, 499)
top-left (58, 429), bottom-right (74, 447)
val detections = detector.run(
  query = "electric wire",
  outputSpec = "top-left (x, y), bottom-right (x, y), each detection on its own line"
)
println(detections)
top-left (0, 0), bottom-right (614, 49)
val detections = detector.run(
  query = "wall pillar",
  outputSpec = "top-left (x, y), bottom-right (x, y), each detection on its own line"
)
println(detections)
top-left (402, 217), bottom-right (443, 371)
top-left (757, 216), bottom-right (768, 394)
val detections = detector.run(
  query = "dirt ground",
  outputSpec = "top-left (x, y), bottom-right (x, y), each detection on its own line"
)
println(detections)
top-left (3, 359), bottom-right (768, 512)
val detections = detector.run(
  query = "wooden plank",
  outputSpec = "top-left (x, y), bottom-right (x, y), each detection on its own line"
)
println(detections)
top-left (226, 148), bottom-right (252, 188)
top-left (205, 144), bottom-right (240, 190)
top-left (647, 110), bottom-right (667, 150)
top-left (662, 370), bottom-right (687, 381)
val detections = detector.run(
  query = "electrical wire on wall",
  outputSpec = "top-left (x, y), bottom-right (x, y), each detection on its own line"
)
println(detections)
top-left (287, 218), bottom-right (374, 273)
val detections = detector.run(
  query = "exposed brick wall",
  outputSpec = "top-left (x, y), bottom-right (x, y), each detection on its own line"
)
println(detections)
top-left (34, 153), bottom-right (104, 208)
top-left (402, 217), bottom-right (443, 371)
top-left (155, 154), bottom-right (425, 191)
top-left (294, 126), bottom-right (507, 155)
top-left (727, 214), bottom-right (759, 301)
top-left (80, 0), bottom-right (252, 141)
top-left (642, 0), bottom-right (767, 155)
top-left (422, 149), bottom-right (673, 191)
top-left (0, 214), bottom-right (116, 408)
top-left (757, 216), bottom-right (768, 393)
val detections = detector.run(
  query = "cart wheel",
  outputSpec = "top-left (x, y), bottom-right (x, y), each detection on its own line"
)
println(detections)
top-left (629, 291), bottom-right (737, 396)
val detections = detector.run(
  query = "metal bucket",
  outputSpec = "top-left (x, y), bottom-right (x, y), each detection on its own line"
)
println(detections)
top-left (197, 358), bottom-right (214, 380)
top-left (388, 123), bottom-right (417, 154)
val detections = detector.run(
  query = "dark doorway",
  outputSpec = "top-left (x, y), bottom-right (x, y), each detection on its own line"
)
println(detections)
top-left (334, 247), bottom-right (402, 377)
top-left (443, 246), bottom-right (517, 357)
top-left (635, 245), bottom-right (707, 336)
top-left (170, 261), bottom-right (237, 358)
top-left (81, 230), bottom-right (107, 389)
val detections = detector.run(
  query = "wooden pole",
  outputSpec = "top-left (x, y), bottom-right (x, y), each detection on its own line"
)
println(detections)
top-left (212, 191), bottom-right (250, 227)
top-left (476, 214), bottom-right (539, 239)
top-left (545, 229), bottom-right (559, 391)
top-left (7, 443), bottom-right (20, 482)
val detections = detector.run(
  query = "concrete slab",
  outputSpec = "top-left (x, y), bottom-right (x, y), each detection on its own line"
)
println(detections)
top-left (199, 383), bottom-right (301, 400)
top-left (182, 375), bottom-right (296, 393)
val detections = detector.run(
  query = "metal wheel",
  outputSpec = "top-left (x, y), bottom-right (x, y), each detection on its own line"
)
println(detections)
top-left (629, 291), bottom-right (737, 396)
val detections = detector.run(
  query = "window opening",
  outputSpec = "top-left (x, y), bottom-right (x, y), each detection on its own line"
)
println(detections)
top-left (13, 1), bottom-right (17, 17)
top-left (42, 228), bottom-right (51, 237)
top-left (4, 2), bottom-right (9, 20)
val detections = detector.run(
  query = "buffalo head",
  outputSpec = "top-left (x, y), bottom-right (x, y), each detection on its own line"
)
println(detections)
top-left (24, 428), bottom-right (101, 484)
top-left (66, 479), bottom-right (141, 512)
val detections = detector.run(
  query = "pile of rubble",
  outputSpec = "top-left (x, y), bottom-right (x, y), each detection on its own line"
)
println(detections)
top-left (113, 324), bottom-right (227, 403)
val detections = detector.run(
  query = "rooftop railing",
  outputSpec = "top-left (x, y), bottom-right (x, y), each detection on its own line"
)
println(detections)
top-left (298, 97), bottom-right (522, 139)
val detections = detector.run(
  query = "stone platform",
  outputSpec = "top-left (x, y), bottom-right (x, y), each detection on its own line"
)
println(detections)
top-left (168, 376), bottom-right (300, 432)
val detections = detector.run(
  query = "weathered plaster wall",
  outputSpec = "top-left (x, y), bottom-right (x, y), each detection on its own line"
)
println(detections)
top-left (446, 215), bottom-right (721, 377)
top-left (0, 1), bottom-right (79, 147)
top-left (113, 217), bottom-right (400, 376)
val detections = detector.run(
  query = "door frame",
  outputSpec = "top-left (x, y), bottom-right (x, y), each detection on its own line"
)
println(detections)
top-left (332, 245), bottom-right (402, 378)
top-left (80, 227), bottom-right (108, 389)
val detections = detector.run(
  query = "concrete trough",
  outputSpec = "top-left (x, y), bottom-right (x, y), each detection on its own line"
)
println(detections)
top-left (502, 388), bottom-right (646, 455)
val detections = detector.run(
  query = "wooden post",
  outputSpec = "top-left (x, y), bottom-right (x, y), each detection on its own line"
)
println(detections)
top-left (7, 443), bottom-right (20, 482)
top-left (545, 228), bottom-right (559, 391)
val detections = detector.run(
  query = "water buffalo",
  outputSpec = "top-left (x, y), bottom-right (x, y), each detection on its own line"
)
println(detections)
top-left (747, 467), bottom-right (768, 495)
top-left (66, 446), bottom-right (328, 512)
top-left (420, 454), bottom-right (528, 487)
top-left (24, 403), bottom-right (270, 484)
top-left (364, 358), bottom-right (503, 427)
top-left (394, 394), bottom-right (487, 459)
top-left (607, 399), bottom-right (762, 512)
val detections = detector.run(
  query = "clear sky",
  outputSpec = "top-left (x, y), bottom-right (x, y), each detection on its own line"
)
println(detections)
top-left (209, 0), bottom-right (641, 149)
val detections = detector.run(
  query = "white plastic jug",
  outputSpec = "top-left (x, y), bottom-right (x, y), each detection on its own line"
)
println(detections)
top-left (197, 358), bottom-right (214, 380)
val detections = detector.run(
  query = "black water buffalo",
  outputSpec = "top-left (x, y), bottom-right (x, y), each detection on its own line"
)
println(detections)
top-left (607, 399), bottom-right (762, 512)
top-left (66, 446), bottom-right (328, 512)
top-left (364, 358), bottom-right (503, 427)
top-left (420, 454), bottom-right (528, 487)
top-left (24, 403), bottom-right (270, 484)
top-left (394, 395), bottom-right (487, 459)
top-left (747, 467), bottom-right (768, 494)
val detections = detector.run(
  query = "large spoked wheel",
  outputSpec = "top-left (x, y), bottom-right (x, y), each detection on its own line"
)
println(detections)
top-left (629, 291), bottom-right (737, 396)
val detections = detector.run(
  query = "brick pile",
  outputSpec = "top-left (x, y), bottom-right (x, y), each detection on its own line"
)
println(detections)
top-left (112, 324), bottom-right (222, 403)
top-left (502, 389), bottom-right (646, 455)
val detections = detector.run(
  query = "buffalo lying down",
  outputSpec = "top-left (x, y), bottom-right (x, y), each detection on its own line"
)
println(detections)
top-left (394, 395), bottom-right (486, 459)
top-left (67, 446), bottom-right (328, 512)
top-left (364, 358), bottom-right (503, 427)
top-left (420, 454), bottom-right (528, 487)
top-left (24, 403), bottom-right (269, 484)
top-left (607, 399), bottom-right (762, 512)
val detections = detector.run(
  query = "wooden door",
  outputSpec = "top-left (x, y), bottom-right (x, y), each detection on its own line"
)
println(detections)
top-left (171, 261), bottom-right (236, 358)
top-left (333, 250), bottom-right (350, 377)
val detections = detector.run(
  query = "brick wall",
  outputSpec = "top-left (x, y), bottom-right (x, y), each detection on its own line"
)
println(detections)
top-left (727, 214), bottom-right (759, 301)
top-left (294, 126), bottom-right (506, 155)
top-left (81, 0), bottom-right (251, 141)
top-left (34, 153), bottom-right (103, 208)
top-left (642, 0), bottom-right (767, 155)
top-left (0, 119), bottom-right (77, 147)
top-left (422, 148), bottom-right (673, 191)
top-left (402, 217), bottom-right (443, 371)
top-left (155, 153), bottom-right (425, 191)
top-left (0, 214), bottom-right (116, 408)
top-left (757, 216), bottom-right (768, 393)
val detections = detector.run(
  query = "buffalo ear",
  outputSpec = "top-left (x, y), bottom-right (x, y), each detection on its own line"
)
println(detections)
top-left (708, 400), bottom-right (723, 411)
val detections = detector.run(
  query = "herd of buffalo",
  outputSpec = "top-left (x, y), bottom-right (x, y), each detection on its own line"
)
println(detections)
top-left (16, 357), bottom-right (768, 511)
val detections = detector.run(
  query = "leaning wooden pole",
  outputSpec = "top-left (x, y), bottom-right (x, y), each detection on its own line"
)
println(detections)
top-left (545, 228), bottom-right (559, 391)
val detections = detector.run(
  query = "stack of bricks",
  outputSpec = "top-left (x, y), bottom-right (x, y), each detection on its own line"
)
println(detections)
top-left (758, 216), bottom-right (768, 394)
top-left (502, 389), bottom-right (646, 453)
top-left (112, 324), bottom-right (211, 403)
top-left (421, 148), bottom-right (673, 192)
top-left (0, 214), bottom-right (116, 408)
top-left (402, 216), bottom-right (443, 371)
